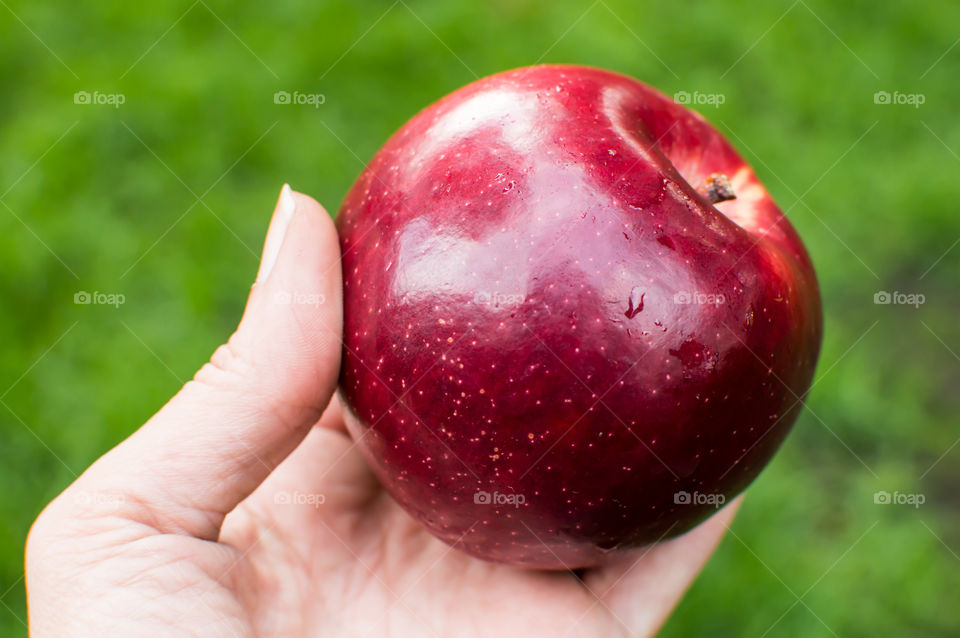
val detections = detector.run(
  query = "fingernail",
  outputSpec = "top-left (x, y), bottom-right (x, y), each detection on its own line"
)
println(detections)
top-left (257, 184), bottom-right (297, 283)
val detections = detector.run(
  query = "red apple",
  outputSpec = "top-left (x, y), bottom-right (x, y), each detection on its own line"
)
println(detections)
top-left (336, 65), bottom-right (822, 569)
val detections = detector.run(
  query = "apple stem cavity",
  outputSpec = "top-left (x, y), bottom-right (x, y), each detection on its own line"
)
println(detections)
top-left (701, 173), bottom-right (736, 204)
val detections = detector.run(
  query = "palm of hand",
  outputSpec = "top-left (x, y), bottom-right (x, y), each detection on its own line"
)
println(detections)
top-left (222, 418), bottom-right (624, 638)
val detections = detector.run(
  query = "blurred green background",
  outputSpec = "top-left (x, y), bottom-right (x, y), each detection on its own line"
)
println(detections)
top-left (1, 0), bottom-right (958, 635)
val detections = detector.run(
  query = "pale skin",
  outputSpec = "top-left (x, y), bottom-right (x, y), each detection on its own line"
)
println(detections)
top-left (25, 186), bottom-right (741, 637)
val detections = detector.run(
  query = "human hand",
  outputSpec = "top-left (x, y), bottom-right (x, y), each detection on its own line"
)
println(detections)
top-left (26, 185), bottom-right (740, 637)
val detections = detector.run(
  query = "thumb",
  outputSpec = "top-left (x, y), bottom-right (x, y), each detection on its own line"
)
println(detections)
top-left (72, 185), bottom-right (343, 539)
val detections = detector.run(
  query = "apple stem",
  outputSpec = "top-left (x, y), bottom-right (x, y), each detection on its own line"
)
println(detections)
top-left (701, 173), bottom-right (736, 204)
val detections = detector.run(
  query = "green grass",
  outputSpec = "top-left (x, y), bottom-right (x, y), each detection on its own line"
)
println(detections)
top-left (2, 0), bottom-right (959, 635)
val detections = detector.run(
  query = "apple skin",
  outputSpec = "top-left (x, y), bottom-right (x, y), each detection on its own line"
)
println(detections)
top-left (336, 65), bottom-right (822, 569)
